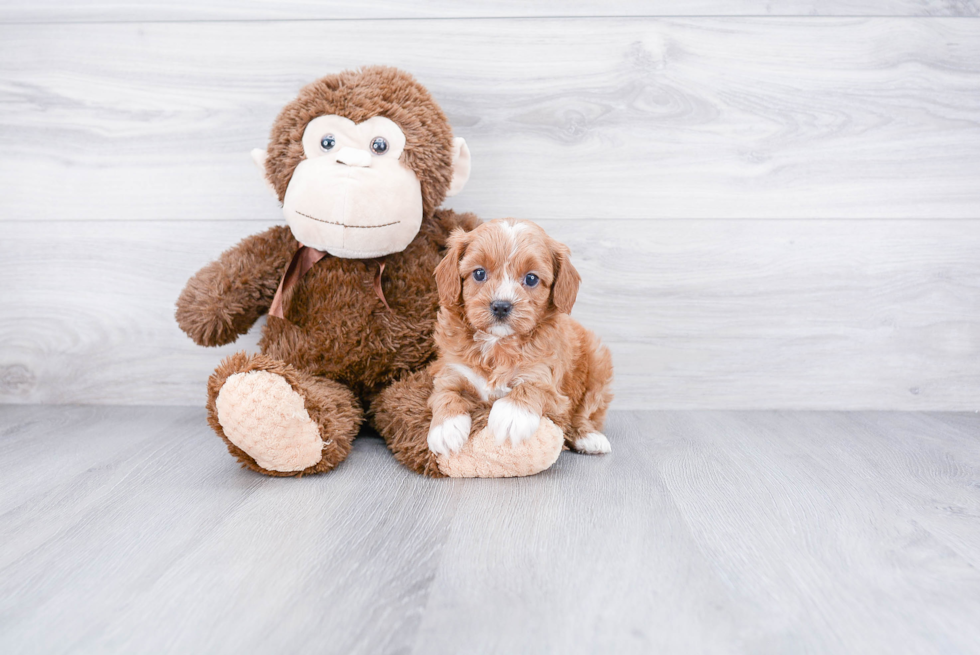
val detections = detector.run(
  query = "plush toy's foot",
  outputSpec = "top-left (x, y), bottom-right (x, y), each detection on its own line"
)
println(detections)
top-left (207, 352), bottom-right (362, 476)
top-left (371, 369), bottom-right (564, 478)
top-left (436, 417), bottom-right (563, 478)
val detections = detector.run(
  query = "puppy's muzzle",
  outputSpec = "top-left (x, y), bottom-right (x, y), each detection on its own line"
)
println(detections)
top-left (490, 300), bottom-right (513, 320)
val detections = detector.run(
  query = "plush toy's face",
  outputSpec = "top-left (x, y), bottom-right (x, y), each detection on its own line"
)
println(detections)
top-left (281, 115), bottom-right (422, 258)
top-left (252, 67), bottom-right (472, 259)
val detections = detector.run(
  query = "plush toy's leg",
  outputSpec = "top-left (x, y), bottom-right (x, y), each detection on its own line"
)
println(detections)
top-left (369, 369), bottom-right (445, 477)
top-left (371, 369), bottom-right (564, 479)
top-left (207, 352), bottom-right (362, 476)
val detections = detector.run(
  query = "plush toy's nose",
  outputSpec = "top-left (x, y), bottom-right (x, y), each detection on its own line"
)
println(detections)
top-left (335, 147), bottom-right (372, 167)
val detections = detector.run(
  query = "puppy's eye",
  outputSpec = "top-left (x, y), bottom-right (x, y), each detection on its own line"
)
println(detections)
top-left (370, 137), bottom-right (389, 155)
top-left (523, 273), bottom-right (539, 287)
top-left (320, 134), bottom-right (336, 151)
top-left (472, 268), bottom-right (487, 282)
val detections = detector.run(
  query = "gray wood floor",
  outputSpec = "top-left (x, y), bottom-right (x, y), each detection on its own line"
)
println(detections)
top-left (1, 406), bottom-right (978, 654)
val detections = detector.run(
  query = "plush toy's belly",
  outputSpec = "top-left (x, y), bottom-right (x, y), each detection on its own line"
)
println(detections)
top-left (258, 237), bottom-right (442, 397)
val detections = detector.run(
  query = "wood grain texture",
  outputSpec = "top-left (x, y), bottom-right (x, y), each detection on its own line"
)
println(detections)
top-left (1, 406), bottom-right (979, 654)
top-left (1, 18), bottom-right (979, 221)
top-left (2, 219), bottom-right (978, 409)
top-left (3, 0), bottom-right (978, 22)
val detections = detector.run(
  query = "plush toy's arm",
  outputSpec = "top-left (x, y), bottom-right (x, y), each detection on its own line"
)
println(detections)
top-left (176, 225), bottom-right (298, 347)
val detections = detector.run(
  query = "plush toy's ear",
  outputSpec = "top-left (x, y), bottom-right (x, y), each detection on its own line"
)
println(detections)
top-left (550, 240), bottom-right (581, 314)
top-left (251, 148), bottom-right (278, 197)
top-left (445, 137), bottom-right (471, 198)
top-left (435, 228), bottom-right (469, 308)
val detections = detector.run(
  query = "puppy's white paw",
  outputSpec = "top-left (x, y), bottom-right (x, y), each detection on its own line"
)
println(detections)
top-left (574, 431), bottom-right (611, 455)
top-left (488, 398), bottom-right (541, 447)
top-left (427, 414), bottom-right (472, 456)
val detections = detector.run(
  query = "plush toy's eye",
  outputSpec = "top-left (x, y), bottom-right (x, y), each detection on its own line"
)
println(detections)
top-left (370, 137), bottom-right (389, 155)
top-left (523, 273), bottom-right (539, 287)
top-left (320, 134), bottom-right (336, 151)
top-left (472, 268), bottom-right (487, 282)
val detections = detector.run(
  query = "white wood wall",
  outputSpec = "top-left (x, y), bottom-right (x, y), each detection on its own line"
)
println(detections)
top-left (1, 2), bottom-right (979, 409)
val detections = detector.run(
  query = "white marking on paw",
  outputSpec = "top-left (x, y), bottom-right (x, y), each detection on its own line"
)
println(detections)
top-left (575, 432), bottom-right (611, 455)
top-left (488, 398), bottom-right (541, 447)
top-left (427, 414), bottom-right (472, 456)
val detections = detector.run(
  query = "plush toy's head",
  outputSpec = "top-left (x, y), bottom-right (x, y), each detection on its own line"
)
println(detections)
top-left (252, 66), bottom-right (471, 259)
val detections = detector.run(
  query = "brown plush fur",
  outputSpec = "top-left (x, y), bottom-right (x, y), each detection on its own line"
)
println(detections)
top-left (176, 225), bottom-right (296, 348)
top-left (429, 219), bottom-right (614, 449)
top-left (265, 66), bottom-right (456, 218)
top-left (369, 368), bottom-right (500, 477)
top-left (176, 66), bottom-right (482, 476)
top-left (368, 369), bottom-right (445, 477)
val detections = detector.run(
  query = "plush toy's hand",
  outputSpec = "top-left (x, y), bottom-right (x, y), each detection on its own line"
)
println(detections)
top-left (427, 414), bottom-right (472, 456)
top-left (176, 274), bottom-right (245, 347)
top-left (175, 226), bottom-right (296, 347)
top-left (488, 398), bottom-right (541, 447)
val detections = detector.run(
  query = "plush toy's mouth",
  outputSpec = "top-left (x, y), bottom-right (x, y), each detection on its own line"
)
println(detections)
top-left (295, 210), bottom-right (401, 229)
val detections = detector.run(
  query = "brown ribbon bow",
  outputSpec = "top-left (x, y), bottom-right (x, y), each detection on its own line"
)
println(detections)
top-left (269, 246), bottom-right (391, 319)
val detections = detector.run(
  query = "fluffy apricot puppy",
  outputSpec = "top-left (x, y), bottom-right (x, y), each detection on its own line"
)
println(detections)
top-left (426, 219), bottom-right (614, 456)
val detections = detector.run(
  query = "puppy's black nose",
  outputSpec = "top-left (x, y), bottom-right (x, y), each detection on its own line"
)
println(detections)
top-left (490, 300), bottom-right (513, 319)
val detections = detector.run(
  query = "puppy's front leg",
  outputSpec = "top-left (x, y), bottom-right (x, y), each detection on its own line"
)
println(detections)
top-left (427, 375), bottom-right (476, 456)
top-left (488, 383), bottom-right (550, 447)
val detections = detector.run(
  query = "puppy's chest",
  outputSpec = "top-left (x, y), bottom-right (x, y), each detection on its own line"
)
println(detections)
top-left (449, 363), bottom-right (517, 402)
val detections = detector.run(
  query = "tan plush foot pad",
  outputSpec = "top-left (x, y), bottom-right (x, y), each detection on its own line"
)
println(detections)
top-left (436, 417), bottom-right (564, 478)
top-left (215, 370), bottom-right (323, 473)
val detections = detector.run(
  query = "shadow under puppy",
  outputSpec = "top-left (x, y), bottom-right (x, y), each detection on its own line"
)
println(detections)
top-left (427, 218), bottom-right (614, 457)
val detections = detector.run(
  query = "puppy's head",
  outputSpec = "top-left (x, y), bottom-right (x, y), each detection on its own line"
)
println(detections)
top-left (434, 219), bottom-right (581, 337)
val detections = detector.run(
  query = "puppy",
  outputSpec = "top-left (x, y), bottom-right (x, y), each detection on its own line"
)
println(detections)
top-left (427, 218), bottom-right (613, 457)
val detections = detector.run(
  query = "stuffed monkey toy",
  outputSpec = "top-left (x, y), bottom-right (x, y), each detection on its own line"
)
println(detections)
top-left (176, 66), bottom-right (563, 478)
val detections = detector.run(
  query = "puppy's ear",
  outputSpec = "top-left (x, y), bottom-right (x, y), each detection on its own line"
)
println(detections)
top-left (550, 240), bottom-right (581, 314)
top-left (435, 228), bottom-right (469, 308)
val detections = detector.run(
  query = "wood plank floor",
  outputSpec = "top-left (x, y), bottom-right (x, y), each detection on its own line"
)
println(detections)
top-left (1, 406), bottom-right (978, 654)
